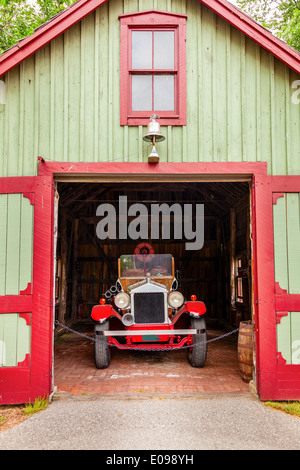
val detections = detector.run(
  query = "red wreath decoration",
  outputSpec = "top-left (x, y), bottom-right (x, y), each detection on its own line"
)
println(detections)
top-left (134, 242), bottom-right (155, 262)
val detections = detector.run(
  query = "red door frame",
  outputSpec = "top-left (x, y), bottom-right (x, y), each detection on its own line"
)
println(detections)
top-left (271, 176), bottom-right (300, 400)
top-left (39, 160), bottom-right (276, 396)
top-left (0, 176), bottom-right (54, 405)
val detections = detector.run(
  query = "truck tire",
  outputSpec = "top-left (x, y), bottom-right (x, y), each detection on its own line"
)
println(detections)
top-left (187, 317), bottom-right (207, 367)
top-left (94, 321), bottom-right (111, 369)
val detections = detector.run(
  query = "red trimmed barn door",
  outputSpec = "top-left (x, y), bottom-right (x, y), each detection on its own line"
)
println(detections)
top-left (0, 176), bottom-right (53, 405)
top-left (253, 175), bottom-right (300, 400)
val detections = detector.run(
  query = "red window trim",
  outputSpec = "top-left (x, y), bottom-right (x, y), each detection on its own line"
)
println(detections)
top-left (119, 10), bottom-right (187, 126)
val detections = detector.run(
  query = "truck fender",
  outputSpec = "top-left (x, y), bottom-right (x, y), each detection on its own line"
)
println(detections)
top-left (91, 304), bottom-right (122, 323)
top-left (184, 300), bottom-right (206, 317)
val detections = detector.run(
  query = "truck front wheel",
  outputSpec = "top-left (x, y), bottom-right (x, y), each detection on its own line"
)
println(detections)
top-left (187, 317), bottom-right (207, 367)
top-left (94, 321), bottom-right (111, 369)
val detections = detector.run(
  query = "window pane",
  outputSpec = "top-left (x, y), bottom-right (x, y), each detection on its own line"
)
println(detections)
top-left (132, 75), bottom-right (152, 111)
top-left (132, 31), bottom-right (152, 69)
top-left (154, 75), bottom-right (174, 111)
top-left (154, 31), bottom-right (174, 70)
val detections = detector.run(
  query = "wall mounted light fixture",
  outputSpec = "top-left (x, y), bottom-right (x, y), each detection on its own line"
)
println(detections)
top-left (143, 115), bottom-right (165, 163)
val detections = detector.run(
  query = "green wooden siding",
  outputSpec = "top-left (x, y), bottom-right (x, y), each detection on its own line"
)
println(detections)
top-left (273, 193), bottom-right (300, 294)
top-left (0, 314), bottom-right (31, 367)
top-left (0, 0), bottom-right (300, 176)
top-left (277, 313), bottom-right (300, 364)
top-left (0, 194), bottom-right (33, 295)
top-left (274, 193), bottom-right (300, 364)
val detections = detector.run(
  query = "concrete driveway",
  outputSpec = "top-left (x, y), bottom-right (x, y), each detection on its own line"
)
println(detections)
top-left (0, 393), bottom-right (300, 450)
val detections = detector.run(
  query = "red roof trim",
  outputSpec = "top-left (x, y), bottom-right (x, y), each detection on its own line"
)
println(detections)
top-left (0, 0), bottom-right (299, 77)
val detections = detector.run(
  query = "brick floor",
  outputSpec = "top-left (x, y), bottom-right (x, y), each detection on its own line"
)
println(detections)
top-left (54, 324), bottom-right (250, 396)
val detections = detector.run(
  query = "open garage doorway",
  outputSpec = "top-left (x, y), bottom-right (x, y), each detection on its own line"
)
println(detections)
top-left (53, 180), bottom-right (253, 396)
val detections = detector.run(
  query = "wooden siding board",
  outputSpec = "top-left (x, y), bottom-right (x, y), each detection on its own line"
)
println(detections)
top-left (50, 36), bottom-right (64, 162)
top-left (270, 55), bottom-right (277, 176)
top-left (19, 65), bottom-right (25, 175)
top-left (196, 4), bottom-right (203, 162)
top-left (0, 313), bottom-right (4, 365)
top-left (124, 0), bottom-right (138, 14)
top-left (255, 46), bottom-right (261, 162)
top-left (98, 5), bottom-right (109, 162)
top-left (214, 16), bottom-right (227, 162)
top-left (36, 47), bottom-right (51, 161)
top-left (108, 2), bottom-right (113, 161)
top-left (289, 70), bottom-right (300, 175)
top-left (273, 192), bottom-right (300, 295)
top-left (244, 39), bottom-right (257, 162)
top-left (68, 24), bottom-right (81, 162)
top-left (16, 315), bottom-right (30, 364)
top-left (275, 191), bottom-right (300, 367)
top-left (3, 314), bottom-right (18, 366)
top-left (1, 0), bottom-right (300, 77)
top-left (81, 14), bottom-right (95, 161)
top-left (94, 9), bottom-right (100, 162)
top-left (291, 312), bottom-right (300, 364)
top-left (229, 27), bottom-right (242, 162)
top-left (63, 31), bottom-right (69, 161)
top-left (22, 57), bottom-right (36, 176)
top-left (109, 0), bottom-right (122, 162)
top-left (198, 5), bottom-right (213, 161)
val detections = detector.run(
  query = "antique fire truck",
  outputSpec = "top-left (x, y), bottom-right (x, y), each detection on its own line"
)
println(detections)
top-left (91, 245), bottom-right (207, 368)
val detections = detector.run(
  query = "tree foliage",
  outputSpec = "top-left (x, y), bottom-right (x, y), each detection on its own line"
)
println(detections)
top-left (0, 0), bottom-right (75, 54)
top-left (236, 0), bottom-right (300, 51)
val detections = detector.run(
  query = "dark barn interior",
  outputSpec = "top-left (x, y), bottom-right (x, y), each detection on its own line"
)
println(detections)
top-left (53, 180), bottom-right (253, 395)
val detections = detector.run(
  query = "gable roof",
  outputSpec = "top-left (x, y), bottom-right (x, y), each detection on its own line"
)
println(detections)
top-left (0, 0), bottom-right (299, 77)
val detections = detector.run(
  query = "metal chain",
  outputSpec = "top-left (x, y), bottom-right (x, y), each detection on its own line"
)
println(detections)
top-left (55, 320), bottom-right (250, 352)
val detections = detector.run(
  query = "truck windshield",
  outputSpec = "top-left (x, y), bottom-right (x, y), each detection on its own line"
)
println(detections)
top-left (120, 254), bottom-right (173, 277)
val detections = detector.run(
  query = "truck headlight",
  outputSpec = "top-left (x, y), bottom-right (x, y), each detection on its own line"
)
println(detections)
top-left (168, 291), bottom-right (184, 309)
top-left (114, 292), bottom-right (130, 309)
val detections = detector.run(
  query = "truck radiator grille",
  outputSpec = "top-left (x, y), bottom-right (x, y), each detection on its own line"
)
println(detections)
top-left (133, 292), bottom-right (165, 324)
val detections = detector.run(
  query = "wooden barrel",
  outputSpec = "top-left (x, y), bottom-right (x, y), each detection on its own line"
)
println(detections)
top-left (238, 321), bottom-right (254, 383)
